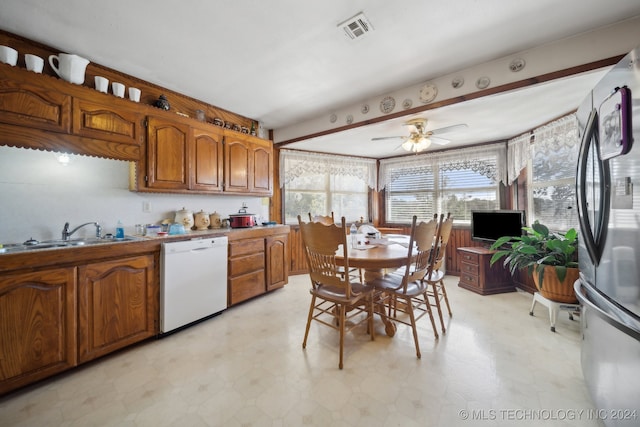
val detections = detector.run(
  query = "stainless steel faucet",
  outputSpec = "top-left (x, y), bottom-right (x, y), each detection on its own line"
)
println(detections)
top-left (61, 222), bottom-right (102, 240)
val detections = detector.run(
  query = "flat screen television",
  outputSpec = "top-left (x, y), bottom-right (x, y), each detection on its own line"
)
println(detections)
top-left (471, 210), bottom-right (526, 244)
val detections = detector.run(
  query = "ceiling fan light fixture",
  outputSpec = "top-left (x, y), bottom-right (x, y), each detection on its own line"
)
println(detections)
top-left (416, 137), bottom-right (431, 151)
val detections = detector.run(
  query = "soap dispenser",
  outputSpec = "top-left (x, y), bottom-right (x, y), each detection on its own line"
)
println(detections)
top-left (115, 221), bottom-right (125, 239)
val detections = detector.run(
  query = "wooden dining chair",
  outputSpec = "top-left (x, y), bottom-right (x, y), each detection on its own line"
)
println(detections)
top-left (425, 213), bottom-right (454, 333)
top-left (298, 215), bottom-right (375, 369)
top-left (308, 212), bottom-right (362, 282)
top-left (368, 215), bottom-right (439, 359)
top-left (308, 211), bottom-right (335, 225)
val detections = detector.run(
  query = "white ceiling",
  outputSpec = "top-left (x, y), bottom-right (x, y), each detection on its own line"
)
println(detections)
top-left (2, 1), bottom-right (640, 158)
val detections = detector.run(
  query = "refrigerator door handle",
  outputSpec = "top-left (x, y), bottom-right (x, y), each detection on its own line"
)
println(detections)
top-left (576, 108), bottom-right (601, 265)
top-left (575, 278), bottom-right (640, 341)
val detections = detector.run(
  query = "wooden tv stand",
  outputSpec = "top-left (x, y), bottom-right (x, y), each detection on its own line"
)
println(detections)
top-left (457, 247), bottom-right (516, 295)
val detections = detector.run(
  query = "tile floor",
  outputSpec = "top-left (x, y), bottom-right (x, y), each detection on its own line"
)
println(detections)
top-left (0, 275), bottom-right (602, 427)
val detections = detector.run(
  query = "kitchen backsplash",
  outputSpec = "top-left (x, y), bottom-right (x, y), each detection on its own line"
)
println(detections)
top-left (0, 146), bottom-right (269, 244)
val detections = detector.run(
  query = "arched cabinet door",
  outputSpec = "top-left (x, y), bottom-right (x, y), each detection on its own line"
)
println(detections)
top-left (145, 115), bottom-right (191, 190)
top-left (191, 125), bottom-right (224, 192)
top-left (77, 254), bottom-right (156, 363)
top-left (223, 130), bottom-right (273, 195)
top-left (0, 267), bottom-right (77, 395)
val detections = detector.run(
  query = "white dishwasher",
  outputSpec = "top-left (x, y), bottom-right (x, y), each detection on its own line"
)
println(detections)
top-left (160, 236), bottom-right (228, 334)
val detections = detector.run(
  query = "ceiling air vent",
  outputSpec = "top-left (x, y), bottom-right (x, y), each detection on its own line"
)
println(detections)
top-left (338, 12), bottom-right (374, 40)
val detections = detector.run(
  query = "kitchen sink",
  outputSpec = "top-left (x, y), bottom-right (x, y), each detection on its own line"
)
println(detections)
top-left (0, 236), bottom-right (143, 254)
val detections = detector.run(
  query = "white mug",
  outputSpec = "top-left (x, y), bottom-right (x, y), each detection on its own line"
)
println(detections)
top-left (0, 45), bottom-right (18, 66)
top-left (128, 87), bottom-right (141, 102)
top-left (25, 54), bottom-right (44, 73)
top-left (95, 76), bottom-right (109, 93)
top-left (112, 82), bottom-right (125, 98)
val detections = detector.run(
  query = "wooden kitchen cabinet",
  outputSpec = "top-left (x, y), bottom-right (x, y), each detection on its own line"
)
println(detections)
top-left (134, 115), bottom-right (226, 193)
top-left (191, 124), bottom-right (224, 192)
top-left (0, 267), bottom-right (77, 395)
top-left (224, 131), bottom-right (273, 195)
top-left (144, 115), bottom-right (191, 190)
top-left (0, 64), bottom-right (140, 160)
top-left (457, 247), bottom-right (515, 295)
top-left (72, 97), bottom-right (143, 147)
top-left (266, 234), bottom-right (289, 290)
top-left (228, 228), bottom-right (289, 305)
top-left (77, 254), bottom-right (156, 363)
top-left (0, 74), bottom-right (72, 133)
top-left (228, 238), bottom-right (266, 305)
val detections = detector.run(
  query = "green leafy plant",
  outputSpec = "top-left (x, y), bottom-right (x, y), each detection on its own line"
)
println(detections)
top-left (489, 221), bottom-right (579, 287)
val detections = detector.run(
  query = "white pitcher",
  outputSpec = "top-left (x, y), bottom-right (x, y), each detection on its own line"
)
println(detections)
top-left (48, 53), bottom-right (89, 84)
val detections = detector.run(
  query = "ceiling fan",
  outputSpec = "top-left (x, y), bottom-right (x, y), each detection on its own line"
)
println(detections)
top-left (372, 118), bottom-right (468, 153)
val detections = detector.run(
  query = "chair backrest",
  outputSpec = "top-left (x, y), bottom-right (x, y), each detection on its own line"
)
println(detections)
top-left (297, 215), bottom-right (355, 296)
top-left (401, 215), bottom-right (439, 289)
top-left (308, 211), bottom-right (335, 225)
top-left (432, 213), bottom-right (453, 271)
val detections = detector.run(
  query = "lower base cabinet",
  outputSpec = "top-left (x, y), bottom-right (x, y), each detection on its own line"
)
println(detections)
top-left (78, 254), bottom-right (156, 363)
top-left (0, 267), bottom-right (77, 395)
top-left (0, 253), bottom-right (157, 395)
top-left (228, 232), bottom-right (289, 306)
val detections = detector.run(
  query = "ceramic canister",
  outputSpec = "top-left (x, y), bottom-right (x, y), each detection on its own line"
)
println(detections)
top-left (194, 210), bottom-right (210, 230)
top-left (209, 211), bottom-right (222, 229)
top-left (174, 207), bottom-right (194, 230)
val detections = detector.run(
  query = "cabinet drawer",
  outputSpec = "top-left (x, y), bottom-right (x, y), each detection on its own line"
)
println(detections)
top-left (459, 273), bottom-right (479, 287)
top-left (460, 251), bottom-right (480, 265)
top-left (229, 238), bottom-right (264, 257)
top-left (229, 269), bottom-right (265, 305)
top-left (461, 262), bottom-right (479, 276)
top-left (229, 252), bottom-right (264, 276)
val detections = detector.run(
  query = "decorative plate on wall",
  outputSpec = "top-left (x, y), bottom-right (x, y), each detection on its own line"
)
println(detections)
top-left (419, 83), bottom-right (438, 103)
top-left (346, 114), bottom-right (354, 124)
top-left (361, 104), bottom-right (369, 114)
top-left (509, 58), bottom-right (526, 72)
top-left (329, 113), bottom-right (337, 123)
top-left (451, 77), bottom-right (464, 89)
top-left (402, 98), bottom-right (413, 109)
top-left (476, 76), bottom-right (491, 89)
top-left (380, 96), bottom-right (396, 114)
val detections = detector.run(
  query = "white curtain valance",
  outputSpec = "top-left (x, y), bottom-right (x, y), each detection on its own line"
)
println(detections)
top-left (279, 149), bottom-right (378, 189)
top-left (378, 143), bottom-right (507, 190)
top-left (532, 113), bottom-right (578, 155)
top-left (507, 133), bottom-right (532, 183)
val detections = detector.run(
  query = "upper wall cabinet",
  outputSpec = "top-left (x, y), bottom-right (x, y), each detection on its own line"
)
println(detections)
top-left (224, 130), bottom-right (273, 195)
top-left (144, 115), bottom-right (192, 191)
top-left (0, 64), bottom-right (141, 161)
top-left (72, 97), bottom-right (143, 147)
top-left (132, 114), bottom-right (225, 194)
top-left (0, 75), bottom-right (71, 133)
top-left (0, 58), bottom-right (272, 196)
top-left (132, 115), bottom-right (273, 196)
top-left (192, 124), bottom-right (224, 192)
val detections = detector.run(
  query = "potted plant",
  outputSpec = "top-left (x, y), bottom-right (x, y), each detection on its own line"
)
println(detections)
top-left (489, 221), bottom-right (579, 303)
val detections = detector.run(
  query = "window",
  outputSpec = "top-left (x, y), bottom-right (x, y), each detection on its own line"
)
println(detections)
top-left (280, 150), bottom-right (376, 224)
top-left (380, 144), bottom-right (507, 223)
top-left (529, 114), bottom-right (579, 231)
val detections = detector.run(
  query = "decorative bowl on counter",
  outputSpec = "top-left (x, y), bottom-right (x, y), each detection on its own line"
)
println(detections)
top-left (168, 223), bottom-right (186, 235)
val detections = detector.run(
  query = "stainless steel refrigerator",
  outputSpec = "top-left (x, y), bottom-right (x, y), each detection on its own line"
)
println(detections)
top-left (575, 46), bottom-right (640, 425)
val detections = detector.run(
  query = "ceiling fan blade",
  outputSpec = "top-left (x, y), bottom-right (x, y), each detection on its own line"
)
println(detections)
top-left (431, 136), bottom-right (451, 145)
top-left (430, 123), bottom-right (468, 135)
top-left (371, 136), bottom-right (404, 141)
